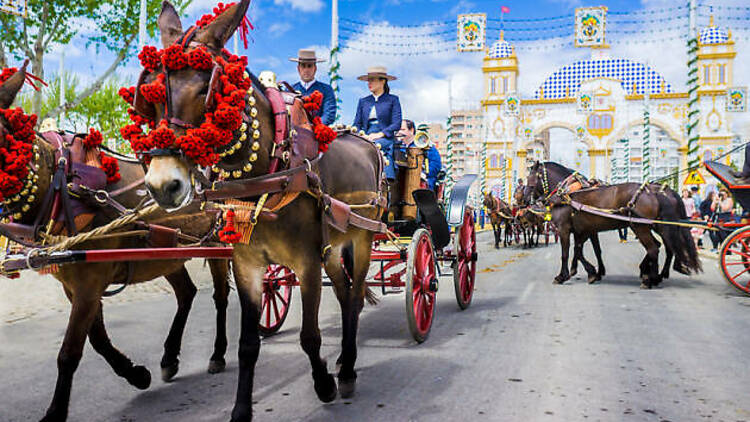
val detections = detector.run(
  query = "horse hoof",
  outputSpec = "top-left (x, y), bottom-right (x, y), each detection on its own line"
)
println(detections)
top-left (161, 362), bottom-right (179, 382)
top-left (640, 283), bottom-right (651, 290)
top-left (569, 268), bottom-right (578, 277)
top-left (208, 358), bottom-right (226, 374)
top-left (587, 275), bottom-right (599, 284)
top-left (314, 372), bottom-right (338, 403)
top-left (338, 378), bottom-right (357, 399)
top-left (127, 365), bottom-right (152, 390)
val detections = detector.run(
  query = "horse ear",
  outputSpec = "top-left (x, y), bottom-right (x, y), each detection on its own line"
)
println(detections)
top-left (0, 61), bottom-right (28, 109)
top-left (194, 0), bottom-right (250, 51)
top-left (158, 1), bottom-right (183, 48)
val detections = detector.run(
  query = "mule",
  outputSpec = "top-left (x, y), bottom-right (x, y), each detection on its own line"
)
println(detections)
top-left (138, 2), bottom-right (385, 420)
top-left (0, 64), bottom-right (231, 422)
top-left (525, 161), bottom-right (700, 287)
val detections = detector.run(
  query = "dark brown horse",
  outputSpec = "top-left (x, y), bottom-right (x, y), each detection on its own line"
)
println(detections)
top-left (483, 192), bottom-right (513, 248)
top-left (525, 161), bottom-right (700, 287)
top-left (0, 65), bottom-right (231, 422)
top-left (140, 2), bottom-right (384, 420)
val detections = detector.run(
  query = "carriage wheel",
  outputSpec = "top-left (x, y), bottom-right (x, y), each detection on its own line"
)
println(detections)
top-left (454, 208), bottom-right (477, 310)
top-left (405, 228), bottom-right (438, 343)
top-left (719, 227), bottom-right (750, 296)
top-left (259, 265), bottom-right (296, 336)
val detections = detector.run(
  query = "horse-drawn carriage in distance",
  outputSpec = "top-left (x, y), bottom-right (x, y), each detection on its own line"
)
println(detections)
top-left (260, 130), bottom-right (479, 342)
top-left (704, 160), bottom-right (750, 296)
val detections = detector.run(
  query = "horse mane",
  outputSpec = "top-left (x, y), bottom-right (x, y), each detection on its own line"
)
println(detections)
top-left (542, 161), bottom-right (577, 177)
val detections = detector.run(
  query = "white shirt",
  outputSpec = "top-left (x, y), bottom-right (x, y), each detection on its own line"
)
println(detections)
top-left (369, 93), bottom-right (382, 120)
top-left (301, 79), bottom-right (316, 91)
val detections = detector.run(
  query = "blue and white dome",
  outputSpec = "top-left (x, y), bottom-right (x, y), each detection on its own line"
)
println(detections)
top-left (535, 58), bottom-right (672, 99)
top-left (699, 26), bottom-right (729, 44)
top-left (488, 33), bottom-right (514, 58)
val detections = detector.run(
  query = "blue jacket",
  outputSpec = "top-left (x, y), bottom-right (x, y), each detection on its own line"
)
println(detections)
top-left (425, 145), bottom-right (442, 190)
top-left (353, 93), bottom-right (402, 139)
top-left (292, 80), bottom-right (336, 126)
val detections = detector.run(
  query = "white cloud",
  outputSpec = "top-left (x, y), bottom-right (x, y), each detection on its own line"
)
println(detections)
top-left (273, 0), bottom-right (324, 13)
top-left (268, 22), bottom-right (292, 38)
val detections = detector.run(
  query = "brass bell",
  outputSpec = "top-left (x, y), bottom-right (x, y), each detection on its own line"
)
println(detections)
top-left (13, 213), bottom-right (22, 220)
top-left (232, 170), bottom-right (242, 179)
top-left (251, 142), bottom-right (260, 151)
top-left (34, 153), bottom-right (40, 161)
top-left (234, 142), bottom-right (242, 150)
top-left (251, 120), bottom-right (260, 129)
top-left (249, 153), bottom-right (258, 162)
top-left (240, 133), bottom-right (247, 142)
top-left (212, 166), bottom-right (221, 173)
top-left (250, 108), bottom-right (258, 118)
top-left (20, 189), bottom-right (28, 196)
top-left (248, 96), bottom-right (256, 106)
top-left (252, 130), bottom-right (260, 139)
top-left (31, 186), bottom-right (38, 193)
top-left (12, 195), bottom-right (20, 202)
top-left (221, 170), bottom-right (230, 179)
top-left (243, 163), bottom-right (253, 172)
top-left (21, 204), bottom-right (30, 212)
top-left (240, 122), bottom-right (247, 132)
top-left (27, 195), bottom-right (35, 203)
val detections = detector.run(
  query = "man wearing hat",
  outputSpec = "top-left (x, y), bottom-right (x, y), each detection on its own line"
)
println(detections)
top-left (398, 120), bottom-right (443, 191)
top-left (291, 49), bottom-right (336, 126)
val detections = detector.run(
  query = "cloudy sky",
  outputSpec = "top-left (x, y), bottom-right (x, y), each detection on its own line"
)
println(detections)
top-left (23, 0), bottom-right (750, 129)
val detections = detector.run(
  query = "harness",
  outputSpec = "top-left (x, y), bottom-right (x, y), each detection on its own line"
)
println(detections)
top-left (137, 27), bottom-right (389, 258)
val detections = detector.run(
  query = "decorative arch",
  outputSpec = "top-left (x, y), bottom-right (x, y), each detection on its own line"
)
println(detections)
top-left (525, 120), bottom-right (595, 150)
top-left (607, 116), bottom-right (685, 148)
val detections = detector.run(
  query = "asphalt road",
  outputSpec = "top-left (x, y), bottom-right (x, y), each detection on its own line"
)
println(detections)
top-left (2, 231), bottom-right (750, 422)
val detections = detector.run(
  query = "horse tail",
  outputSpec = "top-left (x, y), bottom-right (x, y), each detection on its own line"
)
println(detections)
top-left (658, 189), bottom-right (702, 275)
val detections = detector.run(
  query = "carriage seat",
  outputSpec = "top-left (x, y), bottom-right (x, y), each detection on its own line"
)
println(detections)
top-left (705, 161), bottom-right (750, 190)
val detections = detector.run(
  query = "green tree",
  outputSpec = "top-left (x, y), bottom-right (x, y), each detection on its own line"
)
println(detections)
top-left (0, 0), bottom-right (191, 120)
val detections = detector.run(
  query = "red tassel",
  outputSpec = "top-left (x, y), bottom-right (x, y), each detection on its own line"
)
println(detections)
top-left (219, 209), bottom-right (242, 243)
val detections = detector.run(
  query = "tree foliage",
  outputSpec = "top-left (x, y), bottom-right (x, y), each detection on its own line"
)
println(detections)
top-left (0, 0), bottom-right (191, 120)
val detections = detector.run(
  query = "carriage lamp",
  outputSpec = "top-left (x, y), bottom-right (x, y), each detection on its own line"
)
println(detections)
top-left (251, 142), bottom-right (260, 151)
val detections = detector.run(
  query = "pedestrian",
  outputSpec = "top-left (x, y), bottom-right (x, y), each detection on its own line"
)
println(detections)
top-left (618, 227), bottom-right (628, 243)
top-left (711, 188), bottom-right (735, 247)
top-left (682, 189), bottom-right (702, 247)
top-left (290, 49), bottom-right (337, 126)
top-left (700, 191), bottom-right (719, 251)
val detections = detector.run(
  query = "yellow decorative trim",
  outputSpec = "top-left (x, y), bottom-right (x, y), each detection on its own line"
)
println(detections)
top-left (698, 89), bottom-right (727, 97)
top-left (697, 52), bottom-right (737, 60)
top-left (483, 65), bottom-right (518, 73)
top-left (626, 92), bottom-right (689, 100)
top-left (698, 40), bottom-right (735, 48)
top-left (521, 97), bottom-right (576, 105)
top-left (481, 99), bottom-right (505, 106)
top-left (587, 149), bottom-right (608, 157)
top-left (516, 150), bottom-right (527, 157)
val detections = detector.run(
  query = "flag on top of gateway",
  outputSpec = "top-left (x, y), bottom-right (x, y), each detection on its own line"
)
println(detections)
top-left (501, 6), bottom-right (510, 13)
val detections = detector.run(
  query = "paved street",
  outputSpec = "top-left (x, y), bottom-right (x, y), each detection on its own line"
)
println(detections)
top-left (2, 232), bottom-right (750, 422)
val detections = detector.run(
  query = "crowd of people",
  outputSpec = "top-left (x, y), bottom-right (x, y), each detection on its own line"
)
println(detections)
top-left (681, 185), bottom-right (737, 252)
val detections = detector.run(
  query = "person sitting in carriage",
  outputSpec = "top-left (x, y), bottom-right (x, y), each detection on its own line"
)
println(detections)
top-left (397, 119), bottom-right (443, 192)
top-left (353, 66), bottom-right (402, 214)
top-left (290, 49), bottom-right (336, 126)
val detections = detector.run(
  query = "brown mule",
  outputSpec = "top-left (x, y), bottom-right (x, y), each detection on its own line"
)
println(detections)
top-left (483, 192), bottom-right (513, 248)
top-left (0, 66), bottom-right (231, 422)
top-left (140, 2), bottom-right (385, 420)
top-left (525, 161), bottom-right (700, 287)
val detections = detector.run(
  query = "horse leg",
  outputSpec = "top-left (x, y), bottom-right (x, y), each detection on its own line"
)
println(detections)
top-left (41, 284), bottom-right (102, 422)
top-left (298, 258), bottom-right (338, 403)
top-left (573, 235), bottom-right (598, 283)
top-left (229, 254), bottom-right (264, 422)
top-left (555, 225), bottom-right (572, 284)
top-left (632, 225), bottom-right (661, 288)
top-left (88, 303), bottom-right (151, 390)
top-left (160, 266), bottom-right (197, 382)
top-left (493, 224), bottom-right (500, 249)
top-left (208, 259), bottom-right (230, 374)
top-left (658, 228), bottom-right (673, 281)
top-left (590, 233), bottom-right (606, 280)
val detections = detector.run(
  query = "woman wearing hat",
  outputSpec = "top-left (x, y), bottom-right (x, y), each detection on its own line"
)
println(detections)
top-left (353, 66), bottom-right (402, 181)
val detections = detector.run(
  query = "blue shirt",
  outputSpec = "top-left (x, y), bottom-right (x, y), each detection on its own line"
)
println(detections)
top-left (425, 145), bottom-right (442, 190)
top-left (292, 80), bottom-right (336, 126)
top-left (352, 93), bottom-right (402, 139)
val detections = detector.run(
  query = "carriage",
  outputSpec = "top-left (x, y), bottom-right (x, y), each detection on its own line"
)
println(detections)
top-left (258, 144), bottom-right (478, 342)
top-left (704, 160), bottom-right (750, 296)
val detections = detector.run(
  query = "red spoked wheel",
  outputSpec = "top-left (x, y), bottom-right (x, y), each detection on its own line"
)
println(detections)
top-left (259, 265), bottom-right (296, 336)
top-left (405, 228), bottom-right (438, 343)
top-left (719, 227), bottom-right (750, 296)
top-left (454, 208), bottom-right (477, 310)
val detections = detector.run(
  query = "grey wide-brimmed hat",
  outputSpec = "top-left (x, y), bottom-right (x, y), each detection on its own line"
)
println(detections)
top-left (357, 66), bottom-right (397, 81)
top-left (289, 49), bottom-right (326, 63)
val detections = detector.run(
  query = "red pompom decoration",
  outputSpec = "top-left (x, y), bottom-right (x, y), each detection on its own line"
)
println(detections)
top-left (138, 46), bottom-right (161, 72)
top-left (0, 67), bottom-right (18, 84)
top-left (0, 107), bottom-right (37, 202)
top-left (140, 74), bottom-right (166, 104)
top-left (118, 86), bottom-right (135, 105)
top-left (213, 103), bottom-right (242, 131)
top-left (302, 90), bottom-right (324, 115)
top-left (162, 45), bottom-right (188, 70)
top-left (188, 47), bottom-right (214, 71)
top-left (149, 121), bottom-right (177, 149)
top-left (99, 152), bottom-right (121, 184)
top-left (82, 128), bottom-right (103, 149)
top-left (218, 208), bottom-right (243, 243)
